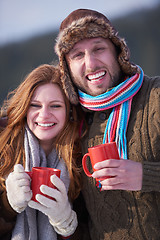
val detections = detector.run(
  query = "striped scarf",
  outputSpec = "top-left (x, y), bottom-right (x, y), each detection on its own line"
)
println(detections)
top-left (78, 66), bottom-right (144, 159)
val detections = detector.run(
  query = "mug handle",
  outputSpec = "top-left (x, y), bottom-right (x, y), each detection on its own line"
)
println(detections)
top-left (82, 153), bottom-right (92, 177)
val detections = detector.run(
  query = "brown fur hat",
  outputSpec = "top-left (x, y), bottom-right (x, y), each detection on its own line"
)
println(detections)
top-left (55, 9), bottom-right (138, 105)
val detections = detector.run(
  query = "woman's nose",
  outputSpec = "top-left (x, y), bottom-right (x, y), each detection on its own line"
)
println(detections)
top-left (39, 106), bottom-right (50, 118)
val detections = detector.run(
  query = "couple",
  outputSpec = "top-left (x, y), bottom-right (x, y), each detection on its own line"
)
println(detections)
top-left (0, 8), bottom-right (160, 240)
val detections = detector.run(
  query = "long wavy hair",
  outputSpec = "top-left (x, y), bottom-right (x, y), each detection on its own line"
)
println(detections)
top-left (0, 64), bottom-right (82, 201)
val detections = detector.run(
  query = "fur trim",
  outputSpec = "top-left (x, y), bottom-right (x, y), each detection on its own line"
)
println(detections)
top-left (60, 55), bottom-right (79, 104)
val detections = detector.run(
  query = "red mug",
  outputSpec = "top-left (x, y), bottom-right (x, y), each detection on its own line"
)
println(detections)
top-left (82, 142), bottom-right (119, 180)
top-left (26, 167), bottom-right (61, 202)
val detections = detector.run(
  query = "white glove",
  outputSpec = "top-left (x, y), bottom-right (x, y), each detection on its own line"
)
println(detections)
top-left (28, 174), bottom-right (78, 237)
top-left (6, 164), bottom-right (32, 213)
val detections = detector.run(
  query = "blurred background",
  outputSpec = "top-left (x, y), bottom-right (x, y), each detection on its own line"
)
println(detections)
top-left (0, 0), bottom-right (160, 105)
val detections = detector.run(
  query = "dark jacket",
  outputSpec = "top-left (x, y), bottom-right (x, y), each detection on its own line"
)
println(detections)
top-left (0, 117), bottom-right (17, 239)
top-left (0, 183), bottom-right (17, 240)
top-left (76, 75), bottom-right (160, 239)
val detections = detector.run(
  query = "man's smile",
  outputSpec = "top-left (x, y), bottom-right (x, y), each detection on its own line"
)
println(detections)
top-left (86, 71), bottom-right (106, 81)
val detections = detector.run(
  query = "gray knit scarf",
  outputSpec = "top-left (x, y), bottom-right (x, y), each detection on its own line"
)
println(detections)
top-left (11, 125), bottom-right (70, 240)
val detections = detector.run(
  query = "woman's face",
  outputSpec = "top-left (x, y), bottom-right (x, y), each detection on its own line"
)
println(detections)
top-left (27, 83), bottom-right (66, 153)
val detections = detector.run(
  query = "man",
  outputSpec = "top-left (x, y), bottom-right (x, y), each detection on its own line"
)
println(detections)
top-left (55, 9), bottom-right (160, 240)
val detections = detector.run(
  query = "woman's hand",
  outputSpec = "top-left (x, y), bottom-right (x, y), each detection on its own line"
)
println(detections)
top-left (6, 164), bottom-right (32, 213)
top-left (28, 175), bottom-right (77, 237)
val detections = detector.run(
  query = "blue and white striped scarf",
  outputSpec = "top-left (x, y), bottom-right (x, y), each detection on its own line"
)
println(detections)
top-left (79, 66), bottom-right (144, 159)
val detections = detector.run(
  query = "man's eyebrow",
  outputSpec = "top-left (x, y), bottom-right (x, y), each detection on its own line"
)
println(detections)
top-left (68, 39), bottom-right (105, 56)
top-left (68, 47), bottom-right (81, 55)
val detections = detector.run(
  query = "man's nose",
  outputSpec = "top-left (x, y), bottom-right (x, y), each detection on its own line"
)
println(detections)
top-left (84, 52), bottom-right (96, 70)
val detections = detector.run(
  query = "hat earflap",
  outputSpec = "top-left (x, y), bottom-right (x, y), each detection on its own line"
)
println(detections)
top-left (113, 36), bottom-right (138, 75)
top-left (60, 55), bottom-right (79, 105)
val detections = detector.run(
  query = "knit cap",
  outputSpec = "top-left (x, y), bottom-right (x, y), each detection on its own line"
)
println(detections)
top-left (55, 8), bottom-right (138, 105)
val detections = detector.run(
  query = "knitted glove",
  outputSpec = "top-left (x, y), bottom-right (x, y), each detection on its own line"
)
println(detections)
top-left (28, 175), bottom-right (78, 237)
top-left (6, 164), bottom-right (32, 213)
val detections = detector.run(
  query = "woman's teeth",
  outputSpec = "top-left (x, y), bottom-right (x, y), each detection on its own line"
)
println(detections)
top-left (37, 123), bottom-right (55, 127)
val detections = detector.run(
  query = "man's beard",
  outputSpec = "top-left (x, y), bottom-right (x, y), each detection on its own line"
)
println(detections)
top-left (72, 68), bottom-right (124, 96)
top-left (108, 69), bottom-right (124, 90)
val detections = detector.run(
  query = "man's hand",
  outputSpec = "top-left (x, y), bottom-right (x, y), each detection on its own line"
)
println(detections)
top-left (92, 159), bottom-right (143, 191)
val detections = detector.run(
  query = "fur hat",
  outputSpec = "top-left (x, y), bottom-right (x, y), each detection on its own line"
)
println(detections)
top-left (55, 9), bottom-right (138, 105)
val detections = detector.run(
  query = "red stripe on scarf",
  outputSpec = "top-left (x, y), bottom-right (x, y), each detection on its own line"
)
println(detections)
top-left (79, 73), bottom-right (139, 106)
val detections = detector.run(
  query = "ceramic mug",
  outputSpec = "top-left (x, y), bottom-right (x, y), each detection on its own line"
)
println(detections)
top-left (82, 142), bottom-right (119, 180)
top-left (26, 167), bottom-right (61, 202)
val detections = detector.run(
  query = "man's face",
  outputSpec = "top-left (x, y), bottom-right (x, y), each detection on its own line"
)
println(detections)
top-left (66, 37), bottom-right (122, 96)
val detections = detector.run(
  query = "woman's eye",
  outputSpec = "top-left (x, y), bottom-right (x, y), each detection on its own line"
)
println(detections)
top-left (30, 103), bottom-right (41, 108)
top-left (51, 105), bottom-right (61, 108)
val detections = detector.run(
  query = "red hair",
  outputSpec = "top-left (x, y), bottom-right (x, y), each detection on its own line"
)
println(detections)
top-left (0, 64), bottom-right (82, 200)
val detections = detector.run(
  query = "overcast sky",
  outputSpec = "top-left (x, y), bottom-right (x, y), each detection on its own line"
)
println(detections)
top-left (0, 0), bottom-right (159, 46)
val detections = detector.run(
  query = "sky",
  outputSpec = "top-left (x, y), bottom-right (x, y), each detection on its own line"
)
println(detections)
top-left (0, 0), bottom-right (159, 46)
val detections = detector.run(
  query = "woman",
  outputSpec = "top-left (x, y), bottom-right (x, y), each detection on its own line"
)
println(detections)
top-left (0, 64), bottom-right (82, 240)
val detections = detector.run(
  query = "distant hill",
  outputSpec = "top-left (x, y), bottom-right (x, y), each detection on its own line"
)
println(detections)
top-left (0, 4), bottom-right (160, 105)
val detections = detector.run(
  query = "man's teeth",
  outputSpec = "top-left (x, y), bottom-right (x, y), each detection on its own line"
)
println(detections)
top-left (87, 71), bottom-right (105, 80)
top-left (37, 123), bottom-right (55, 127)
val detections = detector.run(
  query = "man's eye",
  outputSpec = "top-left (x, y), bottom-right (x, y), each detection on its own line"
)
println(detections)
top-left (95, 47), bottom-right (105, 52)
top-left (72, 52), bottom-right (84, 60)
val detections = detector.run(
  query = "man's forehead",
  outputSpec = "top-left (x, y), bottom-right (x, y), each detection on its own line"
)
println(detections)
top-left (68, 37), bottom-right (109, 53)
